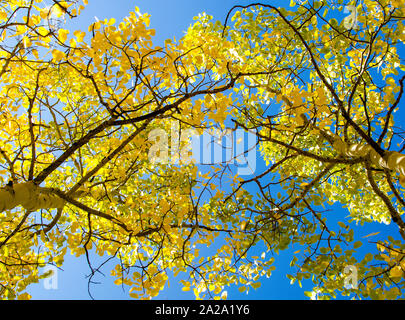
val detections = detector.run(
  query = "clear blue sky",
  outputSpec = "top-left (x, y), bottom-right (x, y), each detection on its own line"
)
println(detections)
top-left (27, 0), bottom-right (402, 300)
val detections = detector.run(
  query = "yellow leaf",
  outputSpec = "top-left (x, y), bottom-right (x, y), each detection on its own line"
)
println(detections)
top-left (0, 11), bottom-right (8, 22)
top-left (381, 254), bottom-right (390, 262)
top-left (376, 242), bottom-right (385, 252)
top-left (18, 293), bottom-right (31, 300)
top-left (386, 287), bottom-right (400, 299)
top-left (73, 30), bottom-right (86, 43)
top-left (251, 282), bottom-right (261, 289)
top-left (15, 25), bottom-right (27, 36)
top-left (23, 36), bottom-right (32, 48)
top-left (316, 87), bottom-right (328, 105)
top-left (129, 292), bottom-right (138, 299)
top-left (32, 49), bottom-right (39, 59)
top-left (362, 232), bottom-right (380, 238)
top-left (70, 221), bottom-right (79, 233)
top-left (93, 21), bottom-right (101, 30)
top-left (390, 266), bottom-right (403, 278)
top-left (37, 26), bottom-right (48, 37)
top-left (159, 198), bottom-right (170, 213)
top-left (58, 29), bottom-right (69, 43)
top-left (295, 113), bottom-right (305, 126)
top-left (52, 49), bottom-right (65, 61)
top-left (40, 9), bottom-right (49, 19)
top-left (70, 38), bottom-right (77, 48)
top-left (52, 5), bottom-right (65, 18)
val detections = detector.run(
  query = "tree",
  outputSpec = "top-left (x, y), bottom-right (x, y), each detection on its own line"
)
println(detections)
top-left (0, 0), bottom-right (265, 300)
top-left (0, 0), bottom-right (404, 301)
top-left (214, 0), bottom-right (405, 299)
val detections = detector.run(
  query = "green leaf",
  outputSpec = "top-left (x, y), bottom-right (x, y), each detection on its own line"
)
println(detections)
top-left (329, 18), bottom-right (338, 27)
top-left (319, 247), bottom-right (329, 254)
top-left (353, 241), bottom-right (362, 249)
top-left (251, 282), bottom-right (261, 289)
top-left (238, 286), bottom-right (247, 292)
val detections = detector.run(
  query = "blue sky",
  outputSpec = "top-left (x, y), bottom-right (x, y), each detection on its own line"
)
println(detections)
top-left (26, 0), bottom-right (404, 300)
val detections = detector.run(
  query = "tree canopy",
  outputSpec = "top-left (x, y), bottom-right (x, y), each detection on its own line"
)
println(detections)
top-left (0, 0), bottom-right (405, 300)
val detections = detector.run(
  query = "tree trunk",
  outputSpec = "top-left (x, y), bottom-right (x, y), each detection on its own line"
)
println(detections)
top-left (0, 182), bottom-right (81, 212)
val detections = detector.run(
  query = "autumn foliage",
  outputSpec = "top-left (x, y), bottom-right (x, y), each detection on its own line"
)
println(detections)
top-left (0, 0), bottom-right (405, 300)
